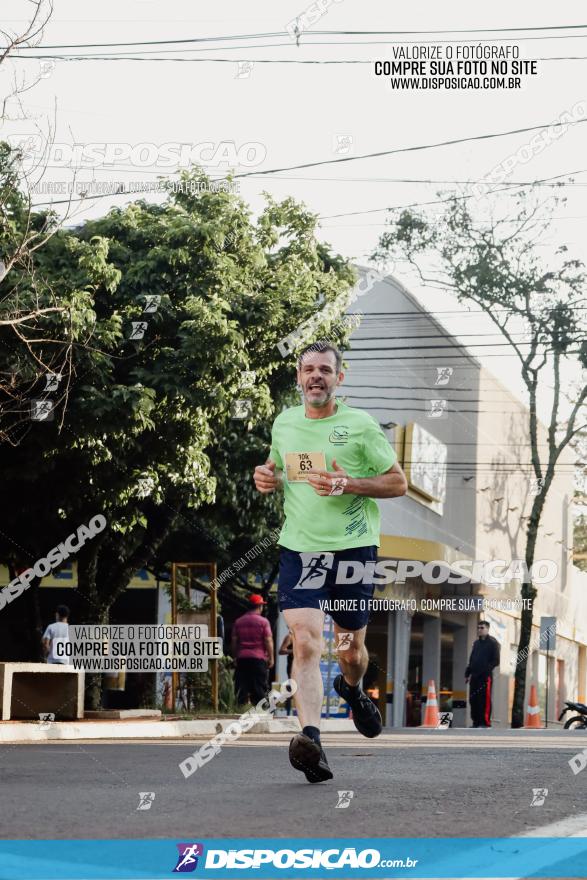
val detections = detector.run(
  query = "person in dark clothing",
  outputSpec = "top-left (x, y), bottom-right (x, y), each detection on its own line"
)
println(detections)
top-left (465, 620), bottom-right (500, 727)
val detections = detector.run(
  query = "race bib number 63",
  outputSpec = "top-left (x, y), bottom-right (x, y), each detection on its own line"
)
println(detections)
top-left (285, 452), bottom-right (326, 482)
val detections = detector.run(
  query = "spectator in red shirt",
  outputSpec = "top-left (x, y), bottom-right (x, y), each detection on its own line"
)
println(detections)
top-left (231, 594), bottom-right (274, 705)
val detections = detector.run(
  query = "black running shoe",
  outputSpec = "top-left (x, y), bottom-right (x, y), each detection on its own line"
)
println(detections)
top-left (333, 674), bottom-right (383, 738)
top-left (289, 734), bottom-right (333, 783)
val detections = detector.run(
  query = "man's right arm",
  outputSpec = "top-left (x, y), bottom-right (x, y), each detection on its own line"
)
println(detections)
top-left (253, 460), bottom-right (283, 494)
top-left (265, 633), bottom-right (275, 668)
top-left (254, 422), bottom-right (284, 494)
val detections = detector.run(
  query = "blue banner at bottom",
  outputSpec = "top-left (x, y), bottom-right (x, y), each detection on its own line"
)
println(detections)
top-left (0, 838), bottom-right (586, 879)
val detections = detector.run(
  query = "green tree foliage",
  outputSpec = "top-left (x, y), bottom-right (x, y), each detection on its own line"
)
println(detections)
top-left (0, 165), bottom-right (356, 703)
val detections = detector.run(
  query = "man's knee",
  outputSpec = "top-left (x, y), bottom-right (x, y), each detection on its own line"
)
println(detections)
top-left (291, 627), bottom-right (321, 662)
top-left (339, 644), bottom-right (363, 666)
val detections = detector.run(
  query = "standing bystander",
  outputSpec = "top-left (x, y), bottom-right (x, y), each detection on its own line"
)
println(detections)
top-left (42, 605), bottom-right (70, 664)
top-left (231, 595), bottom-right (274, 705)
top-left (465, 620), bottom-right (500, 727)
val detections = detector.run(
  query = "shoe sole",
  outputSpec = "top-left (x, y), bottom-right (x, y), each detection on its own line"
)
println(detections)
top-left (333, 674), bottom-right (383, 738)
top-left (289, 735), bottom-right (333, 784)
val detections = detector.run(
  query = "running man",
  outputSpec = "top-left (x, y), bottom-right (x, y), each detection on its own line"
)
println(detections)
top-left (253, 342), bottom-right (407, 782)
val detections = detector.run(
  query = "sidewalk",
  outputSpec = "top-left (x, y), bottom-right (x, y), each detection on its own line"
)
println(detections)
top-left (0, 716), bottom-right (356, 743)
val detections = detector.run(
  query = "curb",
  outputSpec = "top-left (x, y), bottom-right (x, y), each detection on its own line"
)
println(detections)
top-left (0, 716), bottom-right (355, 743)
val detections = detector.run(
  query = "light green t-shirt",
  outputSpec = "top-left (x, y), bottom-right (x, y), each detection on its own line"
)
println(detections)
top-left (269, 400), bottom-right (397, 552)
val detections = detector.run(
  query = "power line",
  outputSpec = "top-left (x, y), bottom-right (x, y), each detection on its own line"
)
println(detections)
top-left (13, 32), bottom-right (587, 59)
top-left (230, 120), bottom-right (587, 180)
top-left (351, 332), bottom-right (586, 342)
top-left (29, 119), bottom-right (587, 209)
top-left (319, 170), bottom-right (587, 219)
top-left (357, 307), bottom-right (587, 316)
top-left (260, 174), bottom-right (587, 186)
top-left (347, 339), bottom-right (587, 352)
top-left (319, 26), bottom-right (587, 34)
top-left (342, 349), bottom-right (584, 360)
top-left (12, 53), bottom-right (587, 64)
top-left (345, 394), bottom-right (522, 403)
top-left (322, 216), bottom-right (587, 227)
top-left (11, 23), bottom-right (587, 50)
top-left (344, 383), bottom-right (523, 391)
top-left (30, 165), bottom-right (587, 185)
top-left (13, 35), bottom-right (587, 60)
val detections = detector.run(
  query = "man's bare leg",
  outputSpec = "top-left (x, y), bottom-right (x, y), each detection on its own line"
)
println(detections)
top-left (333, 621), bottom-right (382, 738)
top-left (283, 607), bottom-right (324, 729)
top-left (284, 607), bottom-right (333, 782)
top-left (333, 623), bottom-right (369, 686)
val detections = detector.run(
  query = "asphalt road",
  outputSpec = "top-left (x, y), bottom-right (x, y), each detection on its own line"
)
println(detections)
top-left (0, 729), bottom-right (585, 839)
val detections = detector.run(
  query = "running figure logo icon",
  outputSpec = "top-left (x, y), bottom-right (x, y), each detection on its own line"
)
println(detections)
top-left (294, 552), bottom-right (334, 589)
top-left (173, 843), bottom-right (204, 872)
top-left (44, 372), bottom-right (62, 392)
top-left (38, 712), bottom-right (55, 730)
top-left (336, 790), bottom-right (354, 809)
top-left (136, 791), bottom-right (155, 811)
top-left (130, 321), bottom-right (148, 340)
top-left (336, 633), bottom-right (353, 652)
top-left (30, 400), bottom-right (54, 421)
top-left (434, 366), bottom-right (453, 386)
top-left (530, 788), bottom-right (548, 806)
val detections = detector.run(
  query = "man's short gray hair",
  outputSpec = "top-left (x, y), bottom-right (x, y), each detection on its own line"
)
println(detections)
top-left (297, 341), bottom-right (342, 373)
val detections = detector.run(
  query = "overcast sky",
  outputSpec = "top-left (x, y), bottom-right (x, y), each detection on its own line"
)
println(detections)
top-left (2, 0), bottom-right (586, 419)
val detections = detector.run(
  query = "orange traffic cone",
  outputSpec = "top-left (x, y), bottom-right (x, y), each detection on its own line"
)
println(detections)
top-left (525, 683), bottom-right (542, 728)
top-left (422, 680), bottom-right (441, 727)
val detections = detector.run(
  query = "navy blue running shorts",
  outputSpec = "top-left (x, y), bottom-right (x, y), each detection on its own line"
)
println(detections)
top-left (277, 545), bottom-right (377, 630)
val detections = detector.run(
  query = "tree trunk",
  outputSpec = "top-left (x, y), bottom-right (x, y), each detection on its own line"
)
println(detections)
top-left (26, 581), bottom-right (44, 661)
top-left (510, 580), bottom-right (537, 727)
top-left (510, 495), bottom-right (543, 727)
top-left (77, 549), bottom-right (109, 711)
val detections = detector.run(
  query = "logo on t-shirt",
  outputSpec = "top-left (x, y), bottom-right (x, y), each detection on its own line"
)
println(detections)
top-left (329, 425), bottom-right (350, 446)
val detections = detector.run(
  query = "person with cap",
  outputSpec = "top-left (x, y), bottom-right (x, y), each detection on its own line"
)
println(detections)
top-left (231, 594), bottom-right (275, 705)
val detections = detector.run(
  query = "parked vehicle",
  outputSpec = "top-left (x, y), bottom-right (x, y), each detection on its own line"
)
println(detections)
top-left (558, 700), bottom-right (587, 729)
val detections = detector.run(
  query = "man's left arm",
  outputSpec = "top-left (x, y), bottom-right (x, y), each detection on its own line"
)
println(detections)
top-left (344, 461), bottom-right (408, 498)
top-left (308, 460), bottom-right (407, 498)
top-left (308, 416), bottom-right (407, 498)
top-left (263, 618), bottom-right (275, 668)
top-left (265, 633), bottom-right (275, 668)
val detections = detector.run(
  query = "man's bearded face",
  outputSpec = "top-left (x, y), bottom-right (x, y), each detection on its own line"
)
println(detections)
top-left (297, 350), bottom-right (341, 406)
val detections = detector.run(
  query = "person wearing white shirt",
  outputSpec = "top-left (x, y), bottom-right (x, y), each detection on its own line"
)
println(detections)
top-left (42, 605), bottom-right (70, 664)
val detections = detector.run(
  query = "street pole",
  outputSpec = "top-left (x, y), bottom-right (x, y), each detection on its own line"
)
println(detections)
top-left (171, 563), bottom-right (177, 712)
top-left (545, 642), bottom-right (550, 729)
top-left (210, 563), bottom-right (218, 713)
